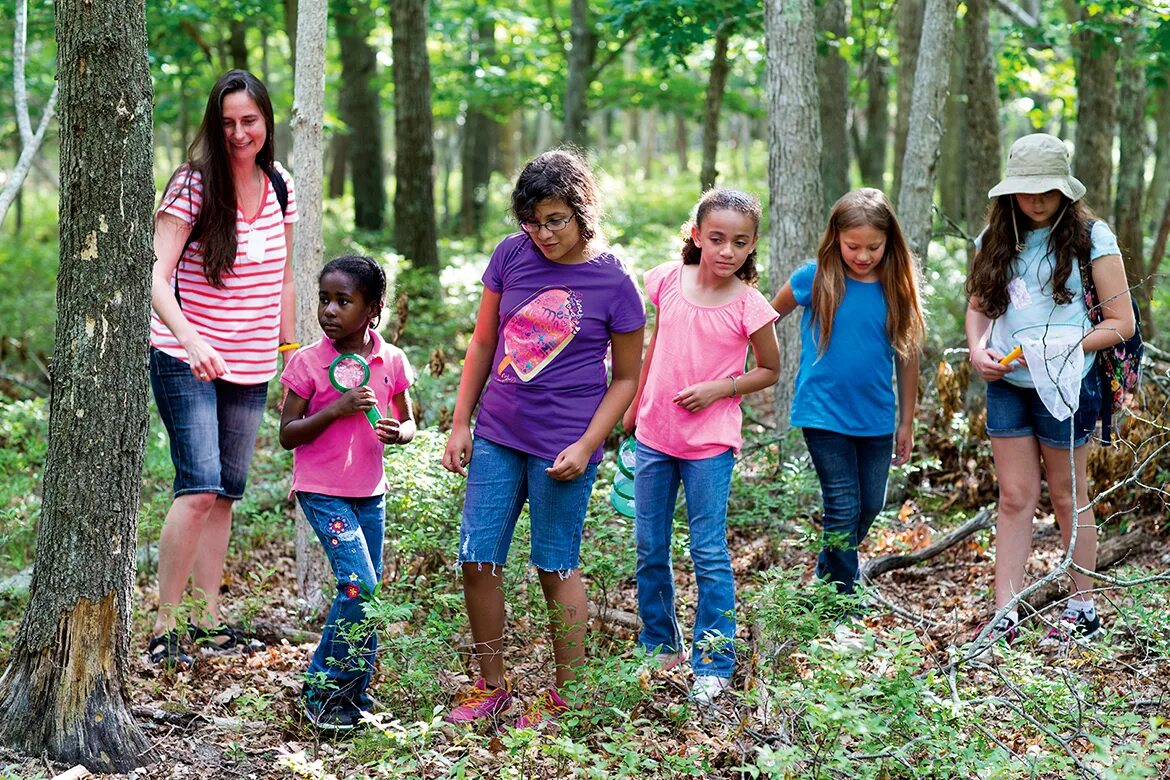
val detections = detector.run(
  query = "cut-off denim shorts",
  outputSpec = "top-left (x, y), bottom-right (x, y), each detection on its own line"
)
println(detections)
top-left (149, 347), bottom-right (269, 499)
top-left (457, 436), bottom-right (599, 575)
top-left (985, 367), bottom-right (1101, 449)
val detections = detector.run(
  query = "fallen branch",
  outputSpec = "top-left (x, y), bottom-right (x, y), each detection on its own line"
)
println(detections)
top-left (131, 705), bottom-right (263, 732)
top-left (861, 508), bottom-right (995, 580)
top-left (1025, 529), bottom-right (1154, 611)
top-left (588, 602), bottom-right (640, 631)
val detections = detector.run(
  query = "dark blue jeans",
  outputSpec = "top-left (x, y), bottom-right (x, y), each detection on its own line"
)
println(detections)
top-left (296, 491), bottom-right (385, 712)
top-left (802, 428), bottom-right (893, 595)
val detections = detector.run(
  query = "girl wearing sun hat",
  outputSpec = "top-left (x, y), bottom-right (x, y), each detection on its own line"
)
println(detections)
top-left (964, 133), bottom-right (1135, 650)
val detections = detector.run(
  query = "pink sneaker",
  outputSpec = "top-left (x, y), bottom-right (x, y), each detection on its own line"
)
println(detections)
top-left (514, 688), bottom-right (569, 730)
top-left (444, 678), bottom-right (513, 725)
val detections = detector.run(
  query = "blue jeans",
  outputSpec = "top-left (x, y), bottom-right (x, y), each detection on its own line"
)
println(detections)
top-left (296, 491), bottom-right (385, 712)
top-left (149, 347), bottom-right (268, 499)
top-left (634, 442), bottom-right (736, 679)
top-left (457, 436), bottom-right (598, 573)
top-left (802, 428), bottom-right (893, 594)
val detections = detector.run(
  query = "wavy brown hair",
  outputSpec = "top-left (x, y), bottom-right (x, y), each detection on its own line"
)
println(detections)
top-left (811, 188), bottom-right (924, 359)
top-left (511, 147), bottom-right (603, 255)
top-left (966, 194), bottom-right (1095, 318)
top-left (160, 70), bottom-right (277, 288)
top-left (680, 188), bottom-right (761, 285)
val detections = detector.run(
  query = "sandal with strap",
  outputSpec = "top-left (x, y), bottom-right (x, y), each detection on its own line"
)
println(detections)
top-left (147, 629), bottom-right (194, 671)
top-left (188, 623), bottom-right (267, 655)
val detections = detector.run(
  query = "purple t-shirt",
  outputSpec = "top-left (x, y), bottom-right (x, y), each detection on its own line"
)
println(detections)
top-left (474, 233), bottom-right (646, 463)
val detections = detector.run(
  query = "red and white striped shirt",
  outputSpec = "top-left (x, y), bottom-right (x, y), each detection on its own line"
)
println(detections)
top-left (150, 161), bottom-right (299, 384)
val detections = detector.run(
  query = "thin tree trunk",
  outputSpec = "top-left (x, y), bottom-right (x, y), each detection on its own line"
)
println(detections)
top-left (963, 0), bottom-right (1001, 249)
top-left (857, 52), bottom-right (890, 189)
top-left (563, 0), bottom-right (596, 146)
top-left (1144, 83), bottom-right (1170, 234)
top-left (229, 19), bottom-right (248, 70)
top-left (675, 112), bottom-right (689, 174)
top-left (291, 0), bottom-right (331, 616)
top-left (1064, 0), bottom-right (1118, 220)
top-left (938, 20), bottom-right (965, 225)
top-left (816, 0), bottom-right (850, 209)
top-left (700, 28), bottom-right (731, 191)
top-left (391, 0), bottom-right (440, 270)
top-left (328, 133), bottom-right (348, 199)
top-left (460, 17), bottom-right (497, 236)
top-left (1113, 13), bottom-right (1145, 302)
top-left (284, 0), bottom-right (297, 70)
top-left (765, 0), bottom-right (824, 433)
top-left (892, 0), bottom-right (924, 207)
top-left (0, 0), bottom-right (153, 769)
top-left (640, 107), bottom-right (657, 180)
top-left (337, 0), bottom-right (386, 231)
top-left (896, 0), bottom-right (958, 261)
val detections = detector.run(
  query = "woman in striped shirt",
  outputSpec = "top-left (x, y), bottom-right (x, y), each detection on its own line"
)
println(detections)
top-left (147, 70), bottom-right (298, 669)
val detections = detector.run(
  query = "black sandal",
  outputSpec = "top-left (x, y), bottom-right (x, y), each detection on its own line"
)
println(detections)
top-left (147, 629), bottom-right (194, 671)
top-left (188, 624), bottom-right (267, 655)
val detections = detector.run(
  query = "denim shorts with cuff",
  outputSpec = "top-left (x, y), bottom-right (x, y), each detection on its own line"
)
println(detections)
top-left (457, 436), bottom-right (598, 575)
top-left (149, 347), bottom-right (269, 499)
top-left (985, 368), bottom-right (1101, 449)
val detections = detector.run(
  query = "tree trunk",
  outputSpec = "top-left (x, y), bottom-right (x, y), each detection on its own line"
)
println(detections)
top-left (856, 51), bottom-right (890, 189)
top-left (675, 112), bottom-right (689, 174)
top-left (1112, 13), bottom-right (1145, 310)
top-left (563, 0), bottom-right (596, 146)
top-left (938, 20), bottom-right (965, 226)
top-left (765, 0), bottom-right (824, 433)
top-left (896, 0), bottom-right (958, 261)
top-left (963, 0), bottom-right (1000, 246)
top-left (1064, 0), bottom-right (1118, 220)
top-left (336, 0), bottom-right (386, 231)
top-left (390, 0), bottom-right (440, 270)
top-left (284, 0), bottom-right (297, 70)
top-left (0, 0), bottom-right (153, 770)
top-left (700, 28), bottom-right (731, 191)
top-left (460, 17), bottom-right (497, 236)
top-left (229, 19), bottom-right (248, 70)
top-left (328, 133), bottom-right (348, 199)
top-left (640, 107), bottom-right (657, 180)
top-left (892, 0), bottom-right (924, 207)
top-left (816, 0), bottom-right (850, 209)
top-left (1145, 83), bottom-right (1170, 234)
top-left (290, 0), bottom-right (331, 616)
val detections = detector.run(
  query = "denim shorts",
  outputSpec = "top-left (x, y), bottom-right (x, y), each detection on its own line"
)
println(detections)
top-left (985, 368), bottom-right (1101, 449)
top-left (149, 347), bottom-right (269, 499)
top-left (457, 436), bottom-right (599, 574)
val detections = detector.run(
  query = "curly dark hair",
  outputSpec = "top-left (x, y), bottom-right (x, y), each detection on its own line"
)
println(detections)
top-left (511, 147), bottom-right (602, 250)
top-left (966, 194), bottom-right (1095, 319)
top-left (320, 255), bottom-right (387, 325)
top-left (680, 188), bottom-right (762, 285)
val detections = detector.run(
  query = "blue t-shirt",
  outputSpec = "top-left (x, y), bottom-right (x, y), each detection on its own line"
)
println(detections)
top-left (474, 233), bottom-right (646, 463)
top-left (975, 221), bottom-right (1120, 388)
top-left (789, 262), bottom-right (896, 436)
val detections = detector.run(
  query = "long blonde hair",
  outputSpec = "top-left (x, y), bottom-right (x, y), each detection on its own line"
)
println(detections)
top-left (811, 188), bottom-right (925, 359)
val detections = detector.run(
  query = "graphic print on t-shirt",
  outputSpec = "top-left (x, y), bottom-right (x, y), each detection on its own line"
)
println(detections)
top-left (496, 286), bottom-right (583, 382)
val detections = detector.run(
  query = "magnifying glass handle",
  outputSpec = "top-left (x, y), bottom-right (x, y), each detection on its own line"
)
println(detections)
top-left (364, 406), bottom-right (382, 429)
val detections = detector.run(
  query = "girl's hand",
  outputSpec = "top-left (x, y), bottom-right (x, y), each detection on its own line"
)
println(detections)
top-left (375, 418), bottom-right (401, 444)
top-left (442, 424), bottom-right (473, 476)
top-left (969, 347), bottom-right (1013, 383)
top-left (621, 406), bottom-right (637, 436)
top-left (183, 335), bottom-right (228, 381)
top-left (893, 420), bottom-right (914, 466)
top-left (333, 386), bottom-right (377, 417)
top-left (672, 380), bottom-right (730, 413)
top-left (546, 440), bottom-right (592, 481)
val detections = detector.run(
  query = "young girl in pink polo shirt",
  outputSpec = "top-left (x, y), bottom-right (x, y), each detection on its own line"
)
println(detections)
top-left (279, 255), bottom-right (416, 731)
top-left (622, 189), bottom-right (780, 705)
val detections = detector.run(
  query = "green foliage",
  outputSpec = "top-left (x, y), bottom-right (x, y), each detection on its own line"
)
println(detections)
top-left (0, 398), bottom-right (47, 575)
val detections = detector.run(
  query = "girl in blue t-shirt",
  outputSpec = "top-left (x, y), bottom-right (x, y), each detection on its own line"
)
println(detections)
top-left (440, 149), bottom-right (646, 729)
top-left (771, 188), bottom-right (925, 597)
top-left (966, 133), bottom-right (1134, 650)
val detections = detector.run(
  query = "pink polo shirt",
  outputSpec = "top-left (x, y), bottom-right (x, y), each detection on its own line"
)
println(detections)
top-left (280, 330), bottom-right (414, 497)
top-left (633, 261), bottom-right (778, 459)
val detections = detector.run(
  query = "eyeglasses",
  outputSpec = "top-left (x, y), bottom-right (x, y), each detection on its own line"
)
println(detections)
top-left (519, 214), bottom-right (575, 234)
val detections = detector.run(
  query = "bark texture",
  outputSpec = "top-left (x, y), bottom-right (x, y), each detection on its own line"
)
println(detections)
top-left (816, 0), bottom-right (850, 209)
top-left (765, 0), bottom-right (824, 432)
top-left (1064, 0), bottom-right (1118, 221)
top-left (391, 0), bottom-right (440, 270)
top-left (1112, 13), bottom-right (1145, 305)
top-left (461, 17), bottom-right (497, 236)
top-left (336, 0), bottom-right (386, 231)
top-left (563, 0), bottom-right (596, 147)
top-left (856, 52), bottom-right (890, 189)
top-left (896, 0), bottom-right (958, 260)
top-left (892, 0), bottom-right (924, 205)
top-left (291, 0), bottom-right (331, 615)
top-left (963, 0), bottom-right (1001, 244)
top-left (700, 29), bottom-right (732, 191)
top-left (0, 0), bottom-right (153, 769)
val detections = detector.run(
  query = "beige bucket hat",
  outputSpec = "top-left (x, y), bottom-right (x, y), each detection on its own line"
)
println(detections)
top-left (988, 133), bottom-right (1087, 201)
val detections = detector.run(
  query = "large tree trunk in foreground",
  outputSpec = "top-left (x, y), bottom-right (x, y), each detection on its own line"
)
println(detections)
top-left (291, 0), bottom-right (331, 616)
top-left (0, 0), bottom-right (153, 770)
top-left (765, 0), bottom-right (823, 433)
top-left (391, 0), bottom-right (440, 270)
top-left (896, 0), bottom-right (958, 261)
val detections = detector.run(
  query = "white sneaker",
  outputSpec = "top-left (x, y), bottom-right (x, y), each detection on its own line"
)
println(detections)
top-left (689, 675), bottom-right (731, 706)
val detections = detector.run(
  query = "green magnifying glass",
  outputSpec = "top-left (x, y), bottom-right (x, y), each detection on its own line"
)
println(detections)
top-left (329, 353), bottom-right (381, 429)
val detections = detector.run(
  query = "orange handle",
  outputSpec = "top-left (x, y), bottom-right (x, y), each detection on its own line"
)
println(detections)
top-left (998, 345), bottom-right (1023, 365)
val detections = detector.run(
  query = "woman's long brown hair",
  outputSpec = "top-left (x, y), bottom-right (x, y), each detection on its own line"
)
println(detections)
top-left (966, 194), bottom-right (1095, 318)
top-left (810, 188), bottom-right (925, 359)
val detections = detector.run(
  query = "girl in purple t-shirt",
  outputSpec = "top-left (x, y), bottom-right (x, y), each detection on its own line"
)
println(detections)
top-left (622, 189), bottom-right (780, 705)
top-left (441, 149), bottom-right (645, 728)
